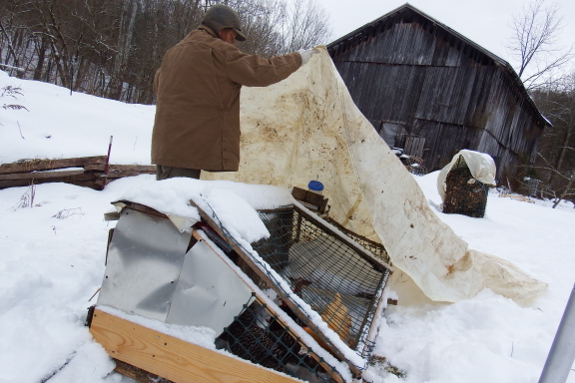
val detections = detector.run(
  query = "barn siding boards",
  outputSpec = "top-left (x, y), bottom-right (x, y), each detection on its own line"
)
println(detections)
top-left (328, 4), bottom-right (547, 184)
top-left (413, 120), bottom-right (481, 170)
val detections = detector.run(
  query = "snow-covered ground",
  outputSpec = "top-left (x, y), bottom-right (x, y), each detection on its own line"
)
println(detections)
top-left (1, 71), bottom-right (575, 383)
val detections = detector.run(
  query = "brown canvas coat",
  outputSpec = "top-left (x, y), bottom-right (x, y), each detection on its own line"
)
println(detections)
top-left (152, 26), bottom-right (302, 171)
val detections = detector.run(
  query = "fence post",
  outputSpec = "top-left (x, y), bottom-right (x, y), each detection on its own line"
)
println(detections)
top-left (45, 61), bottom-right (52, 83)
top-left (539, 283), bottom-right (575, 383)
top-left (70, 65), bottom-right (74, 96)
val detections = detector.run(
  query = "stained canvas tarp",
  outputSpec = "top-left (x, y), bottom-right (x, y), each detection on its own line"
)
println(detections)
top-left (203, 48), bottom-right (546, 302)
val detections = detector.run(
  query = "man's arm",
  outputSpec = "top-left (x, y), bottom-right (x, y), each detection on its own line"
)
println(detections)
top-left (225, 50), bottom-right (303, 88)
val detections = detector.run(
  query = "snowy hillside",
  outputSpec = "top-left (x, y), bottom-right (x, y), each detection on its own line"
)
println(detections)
top-left (0, 70), bottom-right (154, 165)
top-left (1, 71), bottom-right (575, 383)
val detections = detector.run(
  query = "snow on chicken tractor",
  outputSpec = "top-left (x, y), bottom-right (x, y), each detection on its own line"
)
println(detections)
top-left (87, 180), bottom-right (393, 383)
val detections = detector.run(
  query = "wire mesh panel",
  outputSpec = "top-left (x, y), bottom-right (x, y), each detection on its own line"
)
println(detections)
top-left (324, 217), bottom-right (390, 265)
top-left (216, 295), bottom-right (343, 383)
top-left (253, 206), bottom-right (389, 351)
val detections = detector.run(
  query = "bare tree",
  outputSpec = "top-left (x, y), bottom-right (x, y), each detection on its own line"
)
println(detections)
top-left (106, 0), bottom-right (140, 100)
top-left (233, 0), bottom-right (287, 57)
top-left (280, 0), bottom-right (332, 54)
top-left (127, 0), bottom-right (205, 103)
top-left (220, 0), bottom-right (332, 57)
top-left (507, 0), bottom-right (575, 90)
top-left (143, 0), bottom-right (331, 58)
top-left (0, 0), bottom-right (332, 103)
top-left (530, 72), bottom-right (575, 207)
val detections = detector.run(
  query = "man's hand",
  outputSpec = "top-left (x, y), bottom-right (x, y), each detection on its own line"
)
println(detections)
top-left (298, 48), bottom-right (320, 65)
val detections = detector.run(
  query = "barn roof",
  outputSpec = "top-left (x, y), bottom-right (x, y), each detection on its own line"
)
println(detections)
top-left (327, 3), bottom-right (549, 128)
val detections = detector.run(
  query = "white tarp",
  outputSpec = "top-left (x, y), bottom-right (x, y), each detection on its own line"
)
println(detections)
top-left (437, 149), bottom-right (497, 202)
top-left (203, 47), bottom-right (546, 303)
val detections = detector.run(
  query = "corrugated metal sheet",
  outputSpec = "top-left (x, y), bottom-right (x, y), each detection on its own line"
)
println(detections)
top-left (328, 4), bottom-right (546, 183)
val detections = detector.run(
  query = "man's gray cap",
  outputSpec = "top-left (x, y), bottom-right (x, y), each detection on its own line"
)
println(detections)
top-left (202, 4), bottom-right (247, 42)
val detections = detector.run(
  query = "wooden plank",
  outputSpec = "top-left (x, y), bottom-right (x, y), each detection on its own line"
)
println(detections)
top-left (291, 187), bottom-right (328, 214)
top-left (90, 309), bottom-right (301, 383)
top-left (113, 359), bottom-right (172, 383)
top-left (291, 186), bottom-right (307, 201)
top-left (110, 164), bottom-right (156, 172)
top-left (360, 269), bottom-right (391, 358)
top-left (0, 164), bottom-right (155, 190)
top-left (0, 169), bottom-right (85, 181)
top-left (0, 172), bottom-right (99, 190)
top-left (188, 200), bottom-right (363, 378)
top-left (0, 156), bottom-right (107, 174)
top-left (84, 164), bottom-right (156, 175)
top-left (105, 165), bottom-right (157, 178)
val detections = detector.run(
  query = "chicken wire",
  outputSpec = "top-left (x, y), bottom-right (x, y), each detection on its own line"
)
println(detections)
top-left (216, 294), bottom-right (343, 383)
top-left (323, 216), bottom-right (391, 265)
top-left (252, 206), bottom-right (390, 352)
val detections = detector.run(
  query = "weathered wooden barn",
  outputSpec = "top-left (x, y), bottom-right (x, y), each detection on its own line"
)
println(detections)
top-left (327, 3), bottom-right (549, 185)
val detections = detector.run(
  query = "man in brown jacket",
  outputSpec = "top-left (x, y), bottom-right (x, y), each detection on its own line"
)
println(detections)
top-left (152, 4), bottom-right (316, 180)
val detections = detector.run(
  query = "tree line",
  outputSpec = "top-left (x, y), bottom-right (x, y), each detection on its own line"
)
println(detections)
top-left (507, 0), bottom-right (574, 206)
top-left (0, 0), bottom-right (331, 104)
top-left (530, 74), bottom-right (575, 206)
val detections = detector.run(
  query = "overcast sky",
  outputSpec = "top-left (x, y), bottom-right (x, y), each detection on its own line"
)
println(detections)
top-left (313, 0), bottom-right (575, 71)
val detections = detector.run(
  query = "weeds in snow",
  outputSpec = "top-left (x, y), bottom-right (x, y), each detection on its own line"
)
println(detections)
top-left (369, 355), bottom-right (407, 379)
top-left (1, 85), bottom-right (28, 112)
top-left (1, 85), bottom-right (28, 133)
top-left (53, 207), bottom-right (84, 219)
top-left (12, 183), bottom-right (38, 210)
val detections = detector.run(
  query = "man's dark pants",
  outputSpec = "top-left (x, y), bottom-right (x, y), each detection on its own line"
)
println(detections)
top-left (156, 165), bottom-right (201, 180)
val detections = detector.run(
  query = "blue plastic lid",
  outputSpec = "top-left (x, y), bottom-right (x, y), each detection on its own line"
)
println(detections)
top-left (308, 180), bottom-right (324, 192)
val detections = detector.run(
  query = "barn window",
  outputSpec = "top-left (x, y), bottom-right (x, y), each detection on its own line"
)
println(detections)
top-left (378, 122), bottom-right (407, 147)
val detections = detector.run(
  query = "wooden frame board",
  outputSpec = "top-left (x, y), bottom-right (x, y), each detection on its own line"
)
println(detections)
top-left (90, 308), bottom-right (301, 383)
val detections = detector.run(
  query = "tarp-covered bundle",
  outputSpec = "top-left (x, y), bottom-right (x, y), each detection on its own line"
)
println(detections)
top-left (437, 150), bottom-right (496, 218)
top-left (203, 48), bottom-right (546, 303)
